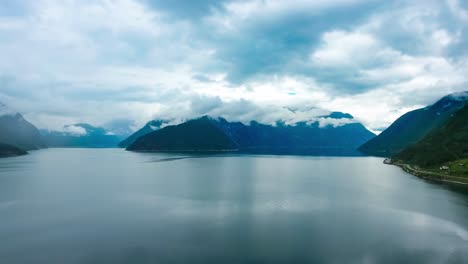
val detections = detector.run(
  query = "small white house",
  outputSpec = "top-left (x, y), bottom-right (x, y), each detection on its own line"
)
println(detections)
top-left (440, 166), bottom-right (449, 170)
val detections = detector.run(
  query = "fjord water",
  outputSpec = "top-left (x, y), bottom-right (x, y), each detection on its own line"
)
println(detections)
top-left (1, 149), bottom-right (468, 263)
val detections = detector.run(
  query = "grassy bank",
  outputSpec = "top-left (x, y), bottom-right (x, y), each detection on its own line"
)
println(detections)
top-left (390, 159), bottom-right (468, 186)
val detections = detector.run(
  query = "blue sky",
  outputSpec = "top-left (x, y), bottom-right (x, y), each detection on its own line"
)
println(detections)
top-left (0, 0), bottom-right (467, 132)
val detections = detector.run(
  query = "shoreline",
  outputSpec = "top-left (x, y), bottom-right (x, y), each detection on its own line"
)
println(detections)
top-left (388, 161), bottom-right (468, 187)
top-left (0, 152), bottom-right (28, 158)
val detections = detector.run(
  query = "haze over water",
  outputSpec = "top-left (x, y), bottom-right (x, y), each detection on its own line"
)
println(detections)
top-left (1, 149), bottom-right (468, 263)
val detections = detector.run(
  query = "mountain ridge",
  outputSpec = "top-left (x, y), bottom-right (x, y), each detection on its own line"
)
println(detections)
top-left (41, 123), bottom-right (122, 148)
top-left (127, 116), bottom-right (236, 152)
top-left (127, 114), bottom-right (375, 155)
top-left (0, 103), bottom-right (46, 151)
top-left (119, 120), bottom-right (168, 148)
top-left (393, 103), bottom-right (468, 168)
top-left (359, 92), bottom-right (468, 157)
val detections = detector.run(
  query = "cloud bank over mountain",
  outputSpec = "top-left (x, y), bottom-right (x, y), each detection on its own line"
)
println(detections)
top-left (0, 0), bottom-right (467, 132)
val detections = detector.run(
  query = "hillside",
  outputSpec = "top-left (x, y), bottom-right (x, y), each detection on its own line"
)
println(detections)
top-left (359, 92), bottom-right (468, 157)
top-left (119, 120), bottom-right (167, 148)
top-left (394, 104), bottom-right (468, 168)
top-left (127, 117), bottom-right (236, 151)
top-left (0, 103), bottom-right (46, 150)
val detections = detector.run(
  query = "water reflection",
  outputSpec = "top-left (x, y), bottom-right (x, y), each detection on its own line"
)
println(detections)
top-left (0, 149), bottom-right (467, 263)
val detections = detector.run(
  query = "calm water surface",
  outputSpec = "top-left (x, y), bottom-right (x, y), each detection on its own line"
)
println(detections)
top-left (1, 149), bottom-right (468, 264)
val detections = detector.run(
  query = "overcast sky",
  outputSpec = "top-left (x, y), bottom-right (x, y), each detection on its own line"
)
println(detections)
top-left (0, 0), bottom-right (467, 132)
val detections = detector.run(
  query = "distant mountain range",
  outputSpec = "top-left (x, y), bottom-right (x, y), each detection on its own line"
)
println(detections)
top-left (126, 113), bottom-right (375, 155)
top-left (1, 101), bottom-right (379, 156)
top-left (40, 123), bottom-right (122, 148)
top-left (394, 103), bottom-right (468, 167)
top-left (0, 102), bottom-right (46, 151)
top-left (359, 92), bottom-right (468, 157)
top-left (102, 119), bottom-right (135, 139)
top-left (7, 90), bottom-right (466, 163)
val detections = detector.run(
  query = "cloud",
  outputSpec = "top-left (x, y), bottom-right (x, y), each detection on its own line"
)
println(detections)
top-left (447, 0), bottom-right (468, 22)
top-left (311, 30), bottom-right (382, 68)
top-left (0, 101), bottom-right (15, 116)
top-left (139, 0), bottom-right (230, 19)
top-left (201, 0), bottom-right (382, 83)
top-left (316, 117), bottom-right (358, 128)
top-left (0, 0), bottom-right (467, 133)
top-left (62, 125), bottom-right (87, 136)
top-left (151, 94), bottom-right (355, 127)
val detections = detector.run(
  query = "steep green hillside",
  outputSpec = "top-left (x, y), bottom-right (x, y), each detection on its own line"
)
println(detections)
top-left (359, 92), bottom-right (468, 157)
top-left (394, 104), bottom-right (468, 169)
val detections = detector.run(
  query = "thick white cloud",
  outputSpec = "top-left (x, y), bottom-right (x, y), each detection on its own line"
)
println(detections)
top-left (311, 30), bottom-right (381, 67)
top-left (308, 3), bottom-right (468, 131)
top-left (0, 0), bottom-right (467, 133)
top-left (63, 125), bottom-right (87, 136)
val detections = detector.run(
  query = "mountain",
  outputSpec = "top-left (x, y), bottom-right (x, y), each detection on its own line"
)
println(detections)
top-left (102, 119), bottom-right (135, 139)
top-left (119, 120), bottom-right (167, 148)
top-left (213, 115), bottom-right (374, 154)
top-left (127, 113), bottom-right (375, 155)
top-left (126, 117), bottom-right (235, 152)
top-left (41, 123), bottom-right (121, 148)
top-left (359, 92), bottom-right (468, 157)
top-left (393, 104), bottom-right (468, 167)
top-left (0, 102), bottom-right (46, 150)
top-left (0, 143), bottom-right (27, 158)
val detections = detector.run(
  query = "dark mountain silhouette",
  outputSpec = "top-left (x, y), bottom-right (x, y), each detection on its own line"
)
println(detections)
top-left (128, 113), bottom-right (375, 155)
top-left (0, 103), bottom-right (46, 150)
top-left (359, 92), bottom-right (468, 157)
top-left (0, 143), bottom-right (27, 158)
top-left (127, 117), bottom-right (235, 152)
top-left (119, 120), bottom-right (168, 148)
